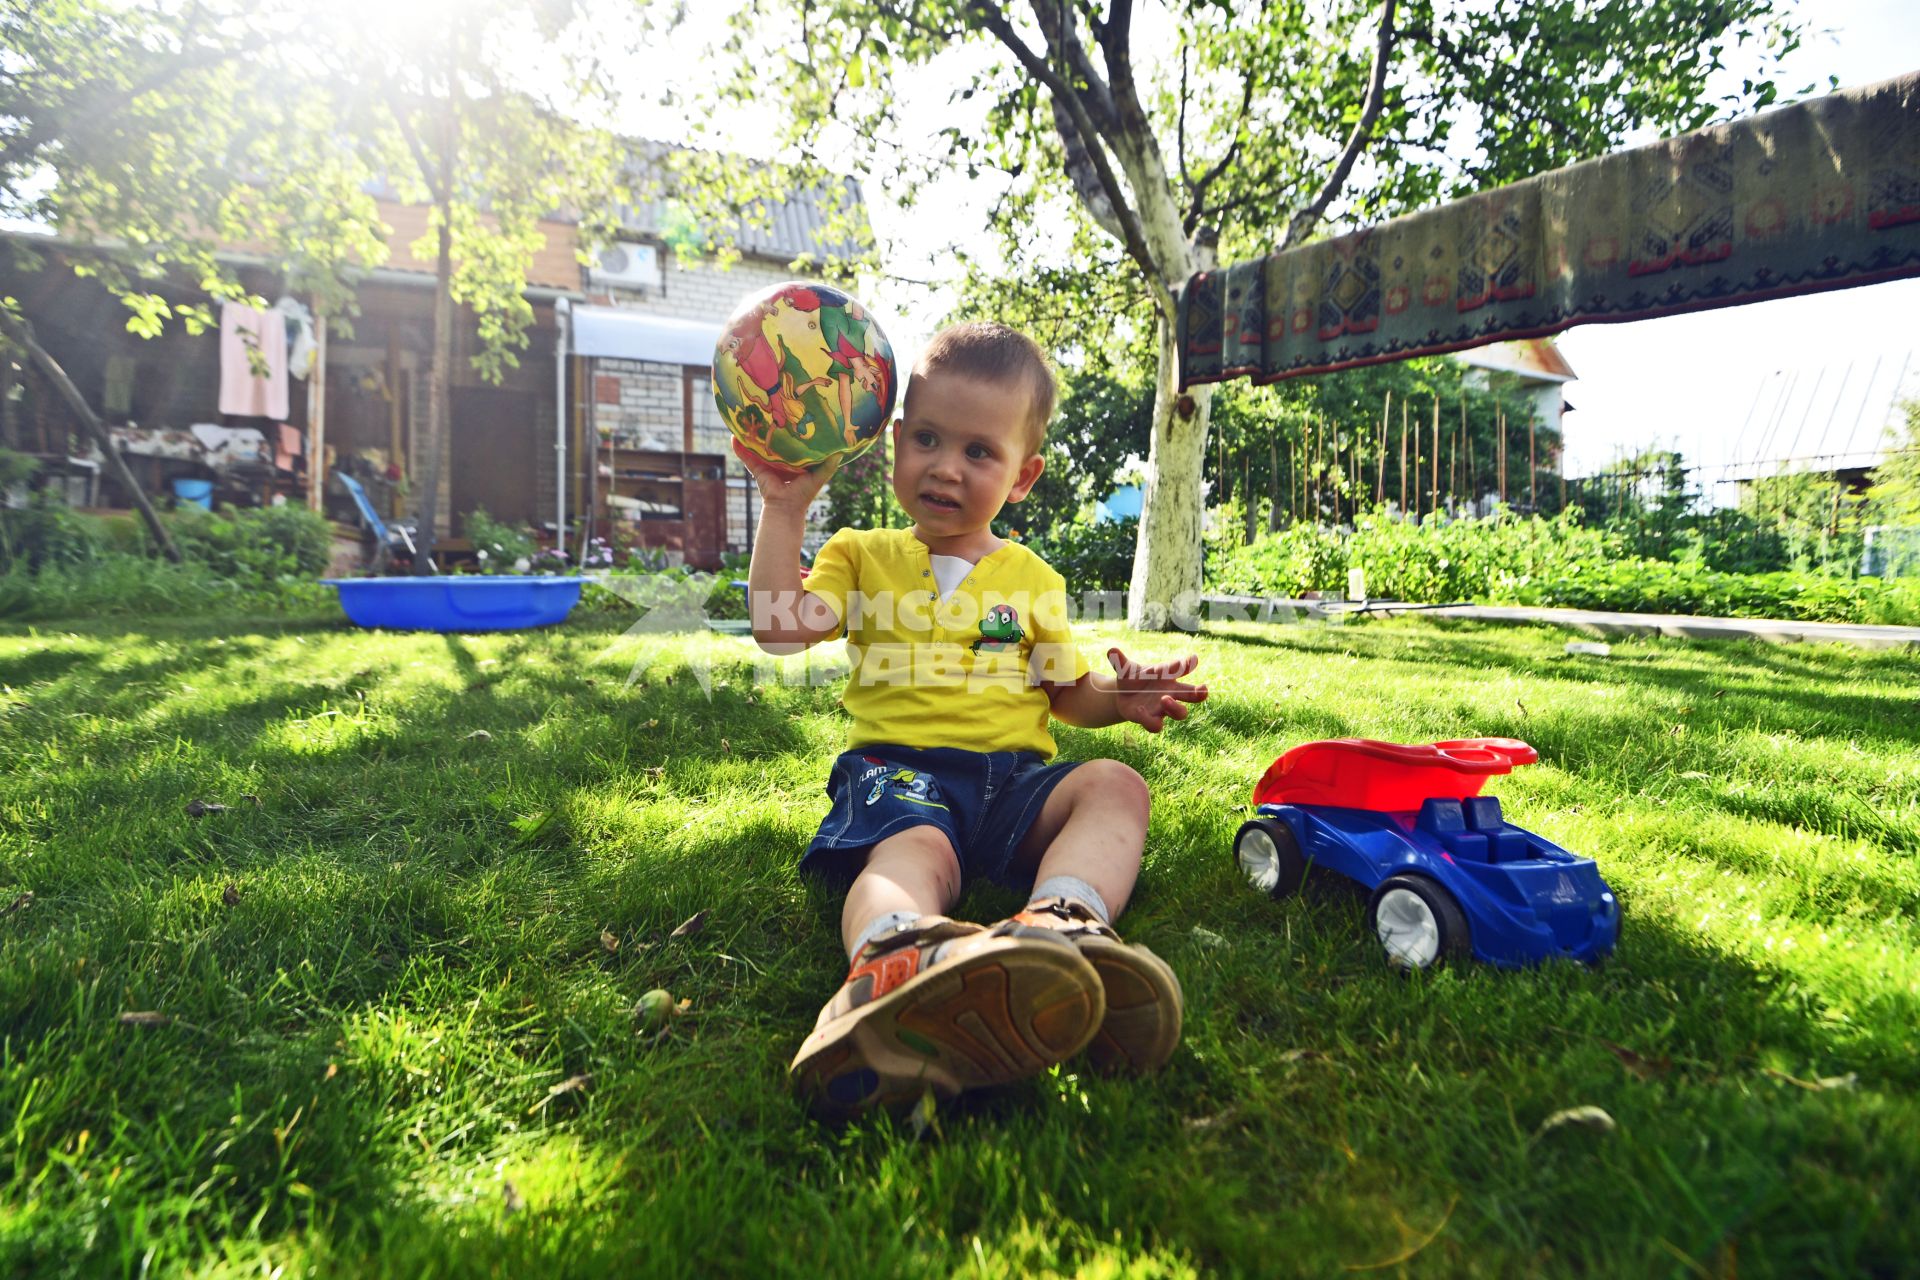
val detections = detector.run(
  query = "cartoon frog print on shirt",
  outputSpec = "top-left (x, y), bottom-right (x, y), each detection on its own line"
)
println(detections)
top-left (972, 603), bottom-right (1025, 653)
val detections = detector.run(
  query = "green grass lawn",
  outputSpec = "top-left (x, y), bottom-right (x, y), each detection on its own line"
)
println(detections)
top-left (1, 608), bottom-right (1916, 1277)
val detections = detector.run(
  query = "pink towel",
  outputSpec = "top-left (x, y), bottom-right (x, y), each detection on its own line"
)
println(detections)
top-left (218, 303), bottom-right (289, 419)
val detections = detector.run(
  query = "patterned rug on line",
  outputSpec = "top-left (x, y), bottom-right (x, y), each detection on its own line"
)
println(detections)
top-left (1177, 72), bottom-right (1920, 388)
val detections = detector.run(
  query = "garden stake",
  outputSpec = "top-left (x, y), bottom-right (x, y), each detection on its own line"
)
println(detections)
top-left (1431, 396), bottom-right (1440, 518)
top-left (1377, 390), bottom-right (1390, 504)
top-left (1529, 417), bottom-right (1537, 510)
top-left (1399, 400), bottom-right (1408, 518)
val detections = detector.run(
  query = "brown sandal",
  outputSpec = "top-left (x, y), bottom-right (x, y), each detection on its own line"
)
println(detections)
top-left (1010, 898), bottom-right (1184, 1075)
top-left (789, 915), bottom-right (1105, 1120)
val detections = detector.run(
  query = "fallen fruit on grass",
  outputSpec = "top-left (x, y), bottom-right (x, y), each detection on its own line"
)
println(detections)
top-left (1533, 1105), bottom-right (1615, 1140)
top-left (635, 988), bottom-right (691, 1032)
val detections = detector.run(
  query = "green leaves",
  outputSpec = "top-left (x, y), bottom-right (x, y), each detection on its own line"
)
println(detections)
top-left (5, 0), bottom-right (636, 387)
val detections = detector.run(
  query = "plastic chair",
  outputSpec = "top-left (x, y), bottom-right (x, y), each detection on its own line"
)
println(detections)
top-left (335, 471), bottom-right (432, 574)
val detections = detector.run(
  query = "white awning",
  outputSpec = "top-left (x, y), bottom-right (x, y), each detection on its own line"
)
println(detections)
top-left (569, 306), bottom-right (720, 366)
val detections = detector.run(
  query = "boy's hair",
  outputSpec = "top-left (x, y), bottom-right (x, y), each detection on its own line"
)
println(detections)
top-left (906, 322), bottom-right (1057, 453)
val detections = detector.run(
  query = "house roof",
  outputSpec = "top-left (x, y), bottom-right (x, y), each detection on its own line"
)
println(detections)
top-left (612, 143), bottom-right (868, 263)
top-left (1456, 337), bottom-right (1578, 384)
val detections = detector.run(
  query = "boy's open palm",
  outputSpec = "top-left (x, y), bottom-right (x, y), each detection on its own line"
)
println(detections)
top-left (1107, 647), bottom-right (1208, 733)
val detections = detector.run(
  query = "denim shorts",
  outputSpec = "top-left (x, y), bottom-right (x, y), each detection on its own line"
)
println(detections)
top-left (801, 744), bottom-right (1083, 890)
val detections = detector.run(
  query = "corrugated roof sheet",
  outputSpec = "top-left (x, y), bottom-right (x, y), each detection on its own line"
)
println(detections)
top-left (615, 144), bottom-right (868, 263)
top-left (358, 141), bottom-right (868, 266)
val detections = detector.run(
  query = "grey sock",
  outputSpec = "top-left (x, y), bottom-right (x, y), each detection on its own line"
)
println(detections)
top-left (1031, 875), bottom-right (1112, 926)
top-left (849, 910), bottom-right (921, 959)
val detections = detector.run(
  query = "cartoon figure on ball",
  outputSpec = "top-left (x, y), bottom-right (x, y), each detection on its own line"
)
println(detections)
top-left (712, 281), bottom-right (896, 475)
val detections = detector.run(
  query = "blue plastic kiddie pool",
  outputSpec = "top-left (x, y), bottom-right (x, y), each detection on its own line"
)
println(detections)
top-left (320, 576), bottom-right (590, 632)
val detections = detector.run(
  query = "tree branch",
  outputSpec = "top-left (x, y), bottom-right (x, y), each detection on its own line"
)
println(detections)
top-left (1100, 0), bottom-right (1132, 70)
top-left (1177, 46), bottom-right (1190, 192)
top-left (1025, 0), bottom-right (1116, 134)
top-left (384, 85), bottom-right (449, 205)
top-left (1197, 173), bottom-right (1312, 227)
top-left (968, 1), bottom-right (1172, 314)
top-left (1280, 0), bottom-right (1398, 251)
top-left (1, 316), bottom-right (181, 562)
top-left (1184, 71), bottom-right (1257, 234)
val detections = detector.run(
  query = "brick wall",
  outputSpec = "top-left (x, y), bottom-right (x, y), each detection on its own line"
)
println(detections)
top-left (592, 358), bottom-right (684, 452)
top-left (614, 253), bottom-right (796, 324)
top-left (587, 252), bottom-right (850, 558)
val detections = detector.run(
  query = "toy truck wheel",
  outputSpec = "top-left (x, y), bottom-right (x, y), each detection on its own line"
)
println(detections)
top-left (1368, 874), bottom-right (1470, 970)
top-left (1234, 818), bottom-right (1307, 898)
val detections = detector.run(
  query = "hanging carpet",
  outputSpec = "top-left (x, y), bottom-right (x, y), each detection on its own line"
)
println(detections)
top-left (1177, 72), bottom-right (1920, 389)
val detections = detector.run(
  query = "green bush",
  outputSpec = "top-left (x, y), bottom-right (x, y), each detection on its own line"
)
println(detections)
top-left (1016, 516), bottom-right (1138, 594)
top-left (576, 558), bottom-right (751, 622)
top-left (1206, 510), bottom-right (1918, 625)
top-left (462, 507), bottom-right (539, 572)
top-left (1509, 559), bottom-right (1918, 624)
top-left (1209, 511), bottom-right (1624, 602)
top-left (0, 555), bottom-right (333, 620)
top-left (0, 501), bottom-right (333, 619)
top-left (0, 494), bottom-right (109, 571)
top-left (163, 505), bottom-right (331, 582)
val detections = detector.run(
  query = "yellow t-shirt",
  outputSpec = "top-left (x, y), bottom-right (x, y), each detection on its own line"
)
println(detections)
top-left (803, 527), bottom-right (1091, 758)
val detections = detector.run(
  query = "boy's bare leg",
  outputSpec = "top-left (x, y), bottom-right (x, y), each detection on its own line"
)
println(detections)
top-left (1006, 760), bottom-right (1182, 1074)
top-left (839, 826), bottom-right (962, 959)
top-left (1008, 759), bottom-right (1152, 917)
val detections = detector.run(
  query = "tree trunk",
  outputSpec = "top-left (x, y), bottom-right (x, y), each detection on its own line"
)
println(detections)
top-left (411, 44), bottom-right (458, 576)
top-left (1124, 195), bottom-right (1208, 630)
top-left (1128, 315), bottom-right (1212, 629)
top-left (0, 356), bottom-right (16, 450)
top-left (412, 208), bottom-right (452, 574)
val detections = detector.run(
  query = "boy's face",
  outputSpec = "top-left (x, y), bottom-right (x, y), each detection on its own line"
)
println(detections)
top-left (892, 368), bottom-right (1044, 542)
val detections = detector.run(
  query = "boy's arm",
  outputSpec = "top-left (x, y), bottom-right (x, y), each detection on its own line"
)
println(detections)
top-left (736, 442), bottom-right (843, 656)
top-left (1046, 647), bottom-right (1208, 732)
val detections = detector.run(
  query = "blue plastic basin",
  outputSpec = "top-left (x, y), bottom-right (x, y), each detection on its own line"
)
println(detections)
top-left (320, 576), bottom-right (589, 632)
top-left (172, 478), bottom-right (214, 510)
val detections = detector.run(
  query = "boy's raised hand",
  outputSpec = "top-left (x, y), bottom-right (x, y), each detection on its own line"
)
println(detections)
top-left (1106, 647), bottom-right (1208, 733)
top-left (734, 439), bottom-right (839, 510)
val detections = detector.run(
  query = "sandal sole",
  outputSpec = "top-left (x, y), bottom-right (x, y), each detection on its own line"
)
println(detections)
top-left (790, 936), bottom-right (1103, 1120)
top-left (1075, 937), bottom-right (1184, 1075)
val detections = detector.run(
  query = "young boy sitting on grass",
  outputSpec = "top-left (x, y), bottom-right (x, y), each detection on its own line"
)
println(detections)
top-left (736, 321), bottom-right (1208, 1120)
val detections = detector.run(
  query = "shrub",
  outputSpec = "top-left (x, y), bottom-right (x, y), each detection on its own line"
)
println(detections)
top-left (577, 562), bottom-right (749, 622)
top-left (0, 555), bottom-right (333, 620)
top-left (463, 508), bottom-right (538, 572)
top-left (0, 493), bottom-right (109, 571)
top-left (1208, 511), bottom-right (1623, 602)
top-left (1508, 559), bottom-right (1902, 624)
top-left (0, 501), bottom-right (333, 619)
top-left (164, 505), bottom-right (331, 582)
top-left (1206, 510), bottom-right (1913, 625)
top-left (1017, 516), bottom-right (1138, 594)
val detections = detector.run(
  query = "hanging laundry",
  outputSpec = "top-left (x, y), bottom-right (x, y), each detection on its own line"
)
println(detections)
top-left (272, 296), bottom-right (318, 380)
top-left (219, 302), bottom-right (289, 418)
top-left (189, 423), bottom-right (270, 466)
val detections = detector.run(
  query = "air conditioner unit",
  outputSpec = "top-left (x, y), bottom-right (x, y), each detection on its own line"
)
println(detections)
top-left (589, 241), bottom-right (663, 293)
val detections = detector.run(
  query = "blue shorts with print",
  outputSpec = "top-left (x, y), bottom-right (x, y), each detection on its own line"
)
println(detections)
top-left (801, 744), bottom-right (1082, 891)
